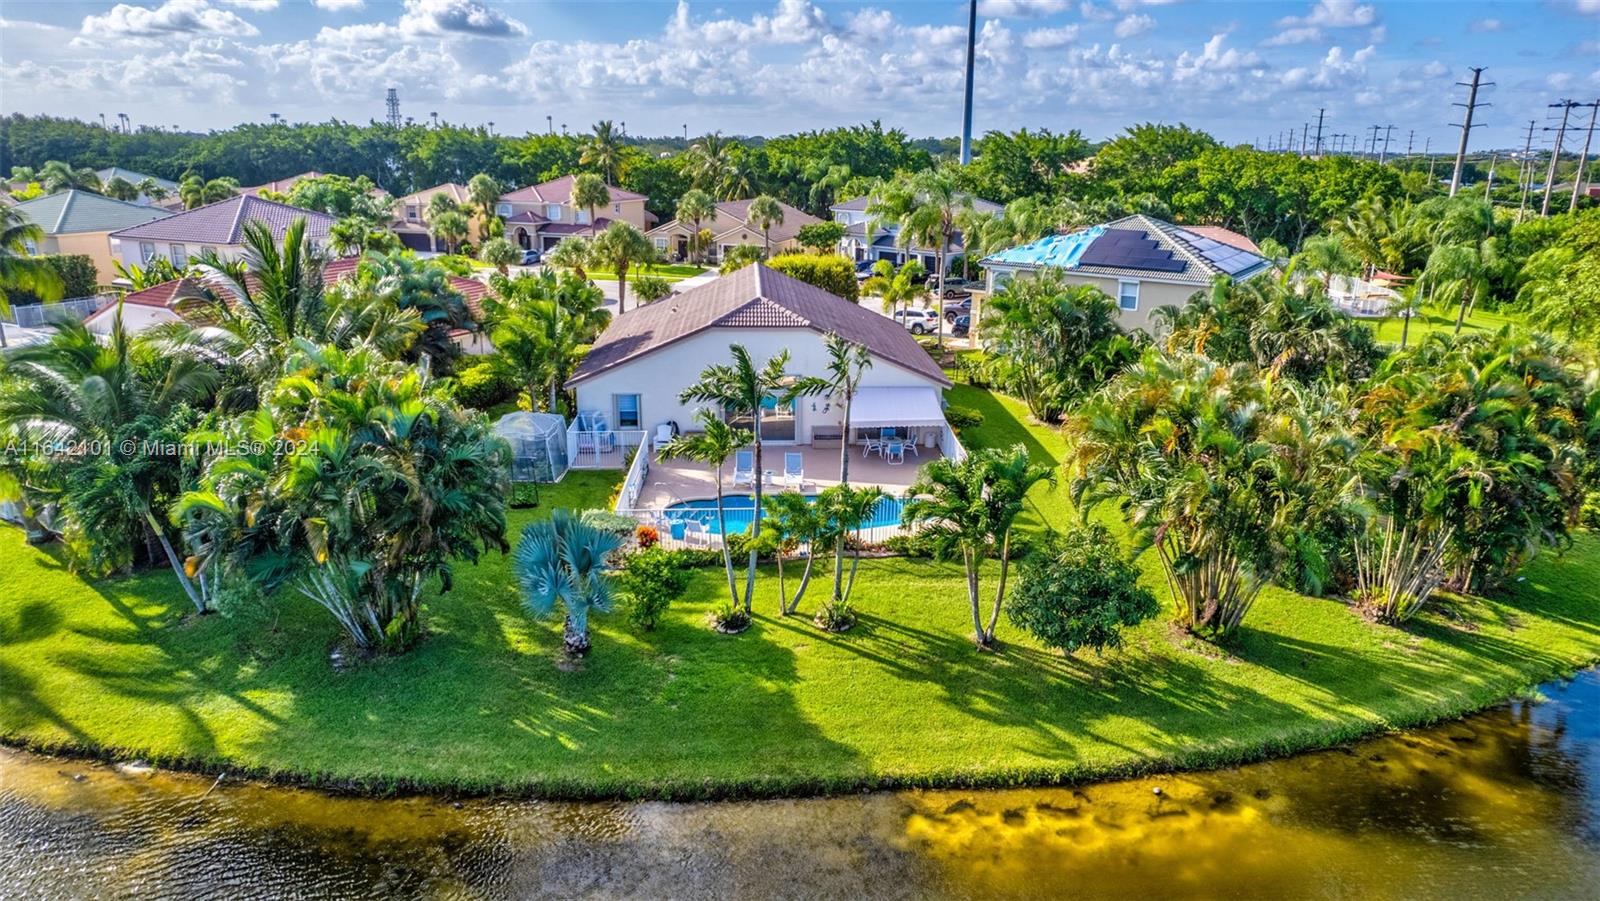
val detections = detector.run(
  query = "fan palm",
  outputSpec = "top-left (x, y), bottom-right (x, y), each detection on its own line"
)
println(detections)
top-left (580, 121), bottom-right (624, 186)
top-left (545, 236), bottom-right (591, 280)
top-left (867, 167), bottom-right (971, 348)
top-left (514, 509), bottom-right (622, 657)
top-left (588, 221), bottom-right (653, 314)
top-left (571, 173), bottom-right (610, 238)
top-left (747, 195), bottom-right (784, 259)
top-left (658, 408), bottom-right (753, 612)
top-left (676, 189), bottom-right (718, 264)
top-left (430, 209), bottom-right (470, 254)
top-left (466, 173), bottom-right (501, 242)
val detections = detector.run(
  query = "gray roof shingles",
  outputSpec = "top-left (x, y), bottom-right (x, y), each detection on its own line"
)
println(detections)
top-left (108, 194), bottom-right (336, 245)
top-left (12, 190), bottom-right (172, 234)
top-left (568, 263), bottom-right (951, 387)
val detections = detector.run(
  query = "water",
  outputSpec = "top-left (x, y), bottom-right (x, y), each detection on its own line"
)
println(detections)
top-left (660, 494), bottom-right (906, 535)
top-left (3, 669), bottom-right (1598, 899)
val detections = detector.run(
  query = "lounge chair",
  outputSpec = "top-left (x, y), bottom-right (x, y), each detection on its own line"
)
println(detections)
top-left (655, 422), bottom-right (676, 446)
top-left (682, 520), bottom-right (709, 548)
top-left (885, 440), bottom-right (906, 465)
top-left (783, 452), bottom-right (805, 488)
top-left (732, 450), bottom-right (755, 486)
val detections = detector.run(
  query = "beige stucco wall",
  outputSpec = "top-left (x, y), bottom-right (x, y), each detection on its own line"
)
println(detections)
top-left (647, 219), bottom-right (802, 261)
top-left (50, 231), bottom-right (122, 287)
top-left (987, 267), bottom-right (1206, 333)
top-left (499, 196), bottom-right (649, 232)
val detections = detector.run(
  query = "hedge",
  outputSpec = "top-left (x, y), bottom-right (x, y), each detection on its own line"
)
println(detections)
top-left (766, 253), bottom-right (858, 302)
top-left (8, 254), bottom-right (99, 305)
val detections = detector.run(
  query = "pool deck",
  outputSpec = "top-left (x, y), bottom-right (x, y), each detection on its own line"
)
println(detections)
top-left (638, 442), bottom-right (939, 509)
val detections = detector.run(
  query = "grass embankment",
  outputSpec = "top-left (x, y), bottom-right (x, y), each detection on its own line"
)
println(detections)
top-left (1367, 306), bottom-right (1521, 345)
top-left (587, 263), bottom-right (707, 283)
top-left (3, 389), bottom-right (1599, 799)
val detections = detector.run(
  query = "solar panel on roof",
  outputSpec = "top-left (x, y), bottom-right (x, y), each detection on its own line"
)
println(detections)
top-left (1078, 229), bottom-right (1187, 273)
top-left (1171, 227), bottom-right (1266, 276)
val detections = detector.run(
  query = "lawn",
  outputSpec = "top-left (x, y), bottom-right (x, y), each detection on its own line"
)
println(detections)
top-left (587, 263), bottom-right (707, 282)
top-left (3, 392), bottom-right (1599, 799)
top-left (1366, 305), bottom-right (1521, 345)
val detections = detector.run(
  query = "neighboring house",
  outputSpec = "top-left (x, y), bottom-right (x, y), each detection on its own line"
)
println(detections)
top-left (85, 255), bottom-right (494, 355)
top-left (567, 263), bottom-right (952, 446)
top-left (10, 190), bottom-right (172, 284)
top-left (106, 194), bottom-right (337, 271)
top-left (831, 193), bottom-right (1004, 272)
top-left (389, 182), bottom-right (480, 253)
top-left (94, 168), bottom-right (179, 205)
top-left (495, 175), bottom-right (655, 252)
top-left (240, 171), bottom-right (326, 197)
top-left (981, 214), bottom-right (1272, 331)
top-left (646, 198), bottom-right (820, 263)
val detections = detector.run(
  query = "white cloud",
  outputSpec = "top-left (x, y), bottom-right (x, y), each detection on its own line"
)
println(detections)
top-left (80, 1), bottom-right (259, 40)
top-left (667, 0), bottom-right (833, 46)
top-left (976, 0), bottom-right (1070, 18)
top-left (1263, 26), bottom-right (1321, 46)
top-left (1367, 24), bottom-right (1386, 43)
top-left (1174, 33), bottom-right (1259, 80)
top-left (1277, 0), bottom-right (1376, 29)
top-left (1421, 60), bottom-right (1448, 77)
top-left (1573, 0), bottom-right (1599, 13)
top-left (221, 0), bottom-right (278, 10)
top-left (1079, 2), bottom-right (1116, 21)
top-left (1468, 19), bottom-right (1504, 33)
top-left (312, 0), bottom-right (365, 9)
top-left (398, 0), bottom-right (527, 39)
top-left (1114, 14), bottom-right (1154, 38)
top-left (1022, 24), bottom-right (1080, 48)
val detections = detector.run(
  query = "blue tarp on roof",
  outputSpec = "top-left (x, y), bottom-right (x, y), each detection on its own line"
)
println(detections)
top-left (984, 225), bottom-right (1105, 268)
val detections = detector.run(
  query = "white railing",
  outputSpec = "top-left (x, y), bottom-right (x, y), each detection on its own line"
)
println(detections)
top-left (2, 296), bottom-right (109, 327)
top-left (614, 433), bottom-right (653, 513)
top-left (567, 427), bottom-right (647, 470)
top-left (939, 423), bottom-right (967, 461)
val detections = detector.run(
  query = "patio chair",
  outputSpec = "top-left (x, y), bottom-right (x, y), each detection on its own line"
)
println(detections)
top-left (655, 422), bottom-right (676, 446)
top-left (885, 440), bottom-right (906, 465)
top-left (783, 452), bottom-right (805, 488)
top-left (862, 436), bottom-right (883, 458)
top-left (733, 450), bottom-right (755, 486)
top-left (681, 520), bottom-right (709, 548)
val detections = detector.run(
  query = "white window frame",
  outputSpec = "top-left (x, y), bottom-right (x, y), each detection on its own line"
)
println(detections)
top-left (1117, 279), bottom-right (1140, 312)
top-left (653, 237), bottom-right (668, 250)
top-left (546, 203), bottom-right (562, 221)
top-left (139, 242), bottom-right (157, 262)
top-left (169, 244), bottom-right (188, 267)
top-left (495, 202), bottom-right (512, 217)
top-left (574, 209), bottom-right (590, 225)
top-left (613, 393), bottom-right (642, 430)
top-left (405, 204), bottom-right (420, 221)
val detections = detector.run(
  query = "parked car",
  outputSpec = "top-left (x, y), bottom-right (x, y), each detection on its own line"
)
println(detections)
top-left (520, 249), bottom-right (541, 265)
top-left (951, 314), bottom-right (971, 338)
top-left (943, 298), bottom-right (973, 322)
top-left (854, 259), bottom-right (877, 281)
top-left (931, 276), bottom-right (974, 299)
top-left (891, 308), bottom-right (941, 335)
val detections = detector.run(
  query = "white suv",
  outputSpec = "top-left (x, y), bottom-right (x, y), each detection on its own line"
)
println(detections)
top-left (892, 308), bottom-right (941, 335)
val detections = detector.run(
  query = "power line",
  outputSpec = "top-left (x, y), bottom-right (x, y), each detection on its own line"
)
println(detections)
top-left (1542, 100), bottom-right (1577, 215)
top-left (1379, 125), bottom-right (1395, 164)
top-left (1517, 119), bottom-right (1537, 221)
top-left (1449, 67), bottom-right (1491, 197)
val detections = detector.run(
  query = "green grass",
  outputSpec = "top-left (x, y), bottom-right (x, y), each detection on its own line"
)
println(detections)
top-left (1366, 305), bottom-right (1521, 346)
top-left (4, 397), bottom-right (1599, 799)
top-left (587, 263), bottom-right (707, 283)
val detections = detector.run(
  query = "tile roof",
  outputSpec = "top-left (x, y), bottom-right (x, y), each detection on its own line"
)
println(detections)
top-left (12, 190), bottom-right (172, 234)
top-left (241, 171), bottom-right (325, 196)
top-left (1182, 225), bottom-right (1261, 255)
top-left (651, 198), bottom-right (821, 246)
top-left (107, 194), bottom-right (337, 245)
top-left (983, 214), bottom-right (1270, 285)
top-left (95, 168), bottom-right (178, 191)
top-left (541, 219), bottom-right (612, 235)
top-left (568, 263), bottom-right (950, 387)
top-left (394, 182), bottom-right (470, 205)
top-left (831, 193), bottom-right (1003, 216)
top-left (504, 210), bottom-right (550, 225)
top-left (118, 277), bottom-right (210, 309)
top-left (500, 174), bottom-right (646, 204)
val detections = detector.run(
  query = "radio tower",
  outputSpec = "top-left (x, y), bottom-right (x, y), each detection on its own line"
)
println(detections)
top-left (385, 88), bottom-right (401, 128)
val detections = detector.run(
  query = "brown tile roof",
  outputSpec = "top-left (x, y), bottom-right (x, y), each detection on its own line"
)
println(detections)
top-left (393, 182), bottom-right (470, 205)
top-left (241, 171), bottom-right (325, 196)
top-left (322, 256), bottom-right (489, 321)
top-left (108, 194), bottom-right (337, 245)
top-left (568, 263), bottom-right (950, 387)
top-left (1183, 225), bottom-right (1261, 254)
top-left (118, 277), bottom-right (210, 309)
top-left (652, 198), bottom-right (821, 246)
top-left (500, 174), bottom-right (646, 204)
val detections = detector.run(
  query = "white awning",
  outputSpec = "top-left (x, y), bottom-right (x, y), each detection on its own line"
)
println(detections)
top-left (849, 386), bottom-right (947, 429)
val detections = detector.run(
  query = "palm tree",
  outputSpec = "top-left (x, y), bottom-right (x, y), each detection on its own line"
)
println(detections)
top-left (861, 259), bottom-right (928, 318)
top-left (580, 120), bottom-right (624, 186)
top-left (104, 176), bottom-right (139, 202)
top-left (136, 177), bottom-right (169, 202)
top-left (335, 251), bottom-right (469, 366)
top-left (815, 483), bottom-right (889, 630)
top-left (38, 160), bottom-right (100, 194)
top-left (479, 236), bottom-right (520, 275)
top-left (178, 175), bottom-right (238, 210)
top-left (761, 491), bottom-right (829, 616)
top-left (904, 453), bottom-right (1002, 648)
top-left (685, 132), bottom-right (750, 200)
top-left (747, 195), bottom-right (784, 259)
top-left (588, 221), bottom-right (653, 314)
top-left (977, 445), bottom-right (1053, 643)
top-left (680, 345), bottom-right (805, 613)
top-left (431, 210), bottom-right (470, 254)
top-left (514, 509), bottom-right (622, 657)
top-left (466, 173), bottom-right (501, 242)
top-left (571, 173), bottom-right (610, 237)
top-left (1335, 196), bottom-right (1404, 279)
top-left (676, 189), bottom-right (718, 264)
top-left (658, 409), bottom-right (753, 613)
top-left (868, 167), bottom-right (970, 349)
top-left (1293, 233), bottom-right (1360, 290)
top-left (814, 333), bottom-right (872, 602)
top-left (545, 236), bottom-right (591, 280)
top-left (0, 207), bottom-right (63, 348)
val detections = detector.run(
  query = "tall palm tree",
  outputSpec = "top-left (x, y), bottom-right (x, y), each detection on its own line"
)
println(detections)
top-left (904, 452), bottom-right (1002, 648)
top-left (680, 345), bottom-right (804, 613)
top-left (466, 173), bottom-right (501, 242)
top-left (545, 236), bottom-right (592, 280)
top-left (38, 160), bottom-right (100, 194)
top-left (747, 195), bottom-right (784, 259)
top-left (178, 175), bottom-right (238, 210)
top-left (868, 166), bottom-right (970, 349)
top-left (658, 409), bottom-right (753, 612)
top-left (431, 209), bottom-right (469, 255)
top-left (514, 509), bottom-right (622, 657)
top-left (676, 189), bottom-right (718, 264)
top-left (977, 445), bottom-right (1054, 643)
top-left (1293, 233), bottom-right (1361, 290)
top-left (815, 333), bottom-right (872, 603)
top-left (104, 176), bottom-right (139, 202)
top-left (761, 491), bottom-right (829, 616)
top-left (815, 483), bottom-right (888, 629)
top-left (685, 132), bottom-right (749, 200)
top-left (861, 259), bottom-right (928, 318)
top-left (571, 173), bottom-right (610, 237)
top-left (588, 221), bottom-right (653, 314)
top-left (0, 207), bottom-right (63, 348)
top-left (580, 120), bottom-right (624, 186)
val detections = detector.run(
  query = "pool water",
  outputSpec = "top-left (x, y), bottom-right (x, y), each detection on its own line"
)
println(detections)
top-left (661, 494), bottom-right (906, 535)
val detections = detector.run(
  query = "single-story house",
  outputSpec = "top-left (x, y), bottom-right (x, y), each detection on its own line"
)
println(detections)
top-left (981, 215), bottom-right (1272, 331)
top-left (390, 182), bottom-right (484, 253)
top-left (645, 198), bottom-right (820, 263)
top-left (240, 171), bottom-right (326, 197)
top-left (831, 193), bottom-right (1003, 272)
top-left (567, 263), bottom-right (952, 446)
top-left (495, 175), bottom-right (655, 252)
top-left (10, 190), bottom-right (173, 285)
top-left (106, 194), bottom-right (337, 271)
top-left (94, 168), bottom-right (180, 206)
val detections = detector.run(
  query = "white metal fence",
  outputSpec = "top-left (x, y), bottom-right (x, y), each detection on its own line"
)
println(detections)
top-left (566, 426), bottom-right (648, 470)
top-left (2, 296), bottom-right (108, 328)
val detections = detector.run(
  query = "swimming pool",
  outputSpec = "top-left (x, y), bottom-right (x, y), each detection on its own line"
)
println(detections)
top-left (660, 494), bottom-right (907, 536)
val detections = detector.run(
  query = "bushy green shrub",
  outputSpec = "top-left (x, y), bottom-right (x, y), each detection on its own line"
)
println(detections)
top-left (452, 360), bottom-right (518, 409)
top-left (955, 350), bottom-right (992, 387)
top-left (944, 404), bottom-right (984, 431)
top-left (1006, 524), bottom-right (1159, 656)
top-left (579, 509), bottom-right (638, 537)
top-left (766, 253), bottom-right (859, 301)
top-left (7, 254), bottom-right (99, 304)
top-left (632, 274), bottom-right (673, 303)
top-left (622, 547), bottom-right (692, 631)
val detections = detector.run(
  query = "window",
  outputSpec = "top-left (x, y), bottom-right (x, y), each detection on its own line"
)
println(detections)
top-left (139, 242), bottom-right (157, 262)
top-left (495, 202), bottom-right (512, 217)
top-left (546, 203), bottom-right (562, 220)
top-left (654, 237), bottom-right (667, 250)
top-left (613, 203), bottom-right (621, 213)
top-left (169, 244), bottom-right (188, 267)
top-left (22, 239), bottom-right (37, 254)
top-left (405, 204), bottom-right (419, 221)
top-left (1117, 280), bottom-right (1140, 312)
top-left (575, 209), bottom-right (590, 225)
top-left (613, 394), bottom-right (641, 430)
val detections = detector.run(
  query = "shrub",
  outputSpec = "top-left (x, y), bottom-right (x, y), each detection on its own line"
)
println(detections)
top-left (944, 404), bottom-right (984, 431)
top-left (452, 360), bottom-right (517, 409)
top-left (955, 351), bottom-right (992, 387)
top-left (796, 221), bottom-right (846, 253)
top-left (766, 253), bottom-right (859, 301)
top-left (579, 509), bottom-right (638, 538)
top-left (632, 274), bottom-right (673, 303)
top-left (1005, 524), bottom-right (1159, 655)
top-left (635, 524), bottom-right (659, 549)
top-left (622, 547), bottom-right (692, 631)
top-left (719, 245), bottom-right (765, 274)
top-left (7, 254), bottom-right (99, 305)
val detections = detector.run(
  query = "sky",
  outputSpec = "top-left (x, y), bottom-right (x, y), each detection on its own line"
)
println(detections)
top-left (0, 0), bottom-right (1596, 152)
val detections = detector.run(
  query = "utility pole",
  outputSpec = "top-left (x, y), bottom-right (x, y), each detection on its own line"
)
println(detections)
top-left (546, 115), bottom-right (553, 135)
top-left (1367, 124), bottom-right (1382, 158)
top-left (1484, 152), bottom-right (1497, 201)
top-left (1568, 100), bottom-right (1599, 212)
top-left (1425, 137), bottom-right (1436, 180)
top-left (1313, 108), bottom-right (1325, 156)
top-left (1517, 119), bottom-right (1537, 220)
top-left (1405, 129), bottom-right (1415, 158)
top-left (1379, 125), bottom-right (1395, 164)
top-left (1543, 100), bottom-right (1576, 215)
top-left (959, 0), bottom-right (977, 165)
top-left (1449, 67), bottom-right (1490, 196)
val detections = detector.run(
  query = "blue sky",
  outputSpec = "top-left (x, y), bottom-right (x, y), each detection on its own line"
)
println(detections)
top-left (0, 1), bottom-right (1595, 151)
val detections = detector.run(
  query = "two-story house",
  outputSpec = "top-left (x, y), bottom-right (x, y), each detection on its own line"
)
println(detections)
top-left (106, 194), bottom-right (337, 271)
top-left (831, 193), bottom-right (1003, 274)
top-left (645, 198), bottom-right (819, 263)
top-left (495, 175), bottom-right (654, 253)
top-left (390, 182), bottom-right (481, 253)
